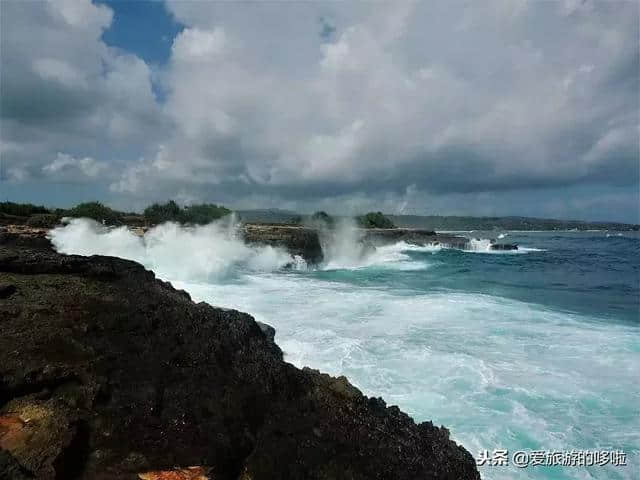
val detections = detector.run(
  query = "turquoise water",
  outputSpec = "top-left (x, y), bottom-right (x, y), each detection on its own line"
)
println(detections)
top-left (51, 222), bottom-right (639, 479)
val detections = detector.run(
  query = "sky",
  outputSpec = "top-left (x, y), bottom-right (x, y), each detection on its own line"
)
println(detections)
top-left (0, 0), bottom-right (638, 222)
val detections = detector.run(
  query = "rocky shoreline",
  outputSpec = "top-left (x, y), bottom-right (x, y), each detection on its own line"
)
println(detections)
top-left (0, 231), bottom-right (480, 479)
top-left (241, 224), bottom-right (516, 262)
top-left (0, 210), bottom-right (519, 266)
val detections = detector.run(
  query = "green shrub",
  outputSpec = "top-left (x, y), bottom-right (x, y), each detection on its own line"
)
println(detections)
top-left (356, 212), bottom-right (395, 229)
top-left (0, 202), bottom-right (49, 217)
top-left (143, 201), bottom-right (230, 225)
top-left (181, 203), bottom-right (231, 224)
top-left (67, 202), bottom-right (124, 225)
top-left (143, 200), bottom-right (183, 224)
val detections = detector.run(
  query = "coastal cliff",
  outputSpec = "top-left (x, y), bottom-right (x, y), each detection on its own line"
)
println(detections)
top-left (0, 234), bottom-right (480, 480)
top-left (241, 224), bottom-right (325, 264)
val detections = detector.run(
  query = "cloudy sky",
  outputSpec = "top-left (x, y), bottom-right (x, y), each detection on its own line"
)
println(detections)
top-left (1, 0), bottom-right (638, 222)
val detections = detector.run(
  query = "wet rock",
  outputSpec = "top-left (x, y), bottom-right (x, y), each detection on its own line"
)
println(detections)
top-left (0, 239), bottom-right (480, 480)
top-left (255, 321), bottom-right (276, 344)
top-left (490, 243), bottom-right (518, 251)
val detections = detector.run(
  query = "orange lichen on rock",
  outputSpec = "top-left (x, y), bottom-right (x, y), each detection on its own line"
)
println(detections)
top-left (0, 398), bottom-right (75, 478)
top-left (0, 414), bottom-right (27, 451)
top-left (138, 466), bottom-right (209, 480)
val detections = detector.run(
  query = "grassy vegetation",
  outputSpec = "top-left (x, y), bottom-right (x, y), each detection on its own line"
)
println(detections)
top-left (357, 211), bottom-right (396, 229)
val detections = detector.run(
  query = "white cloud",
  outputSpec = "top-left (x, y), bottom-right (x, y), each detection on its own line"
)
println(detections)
top-left (7, 167), bottom-right (28, 182)
top-left (1, 0), bottom-right (164, 184)
top-left (109, 158), bottom-right (148, 194)
top-left (43, 153), bottom-right (107, 180)
top-left (2, 0), bottom-right (638, 220)
top-left (32, 58), bottom-right (88, 88)
top-left (172, 28), bottom-right (227, 60)
top-left (110, 145), bottom-right (175, 194)
top-left (152, 0), bottom-right (637, 198)
top-left (51, 0), bottom-right (113, 30)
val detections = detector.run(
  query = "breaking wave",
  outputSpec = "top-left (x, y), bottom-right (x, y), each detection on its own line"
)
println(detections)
top-left (49, 217), bottom-right (302, 282)
top-left (319, 220), bottom-right (437, 271)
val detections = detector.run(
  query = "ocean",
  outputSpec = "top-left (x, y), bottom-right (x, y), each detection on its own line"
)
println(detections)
top-left (50, 219), bottom-right (639, 480)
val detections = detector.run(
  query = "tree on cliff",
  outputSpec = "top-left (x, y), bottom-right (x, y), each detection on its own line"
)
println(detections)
top-left (144, 200), bottom-right (230, 225)
top-left (357, 212), bottom-right (396, 229)
top-left (67, 202), bottom-right (124, 225)
top-left (143, 200), bottom-right (182, 224)
top-left (181, 203), bottom-right (231, 224)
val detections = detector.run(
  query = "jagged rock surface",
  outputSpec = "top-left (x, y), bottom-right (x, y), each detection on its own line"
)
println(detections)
top-left (0, 235), bottom-right (479, 480)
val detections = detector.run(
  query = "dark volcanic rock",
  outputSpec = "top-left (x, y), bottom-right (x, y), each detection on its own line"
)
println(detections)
top-left (241, 224), bottom-right (324, 265)
top-left (362, 229), bottom-right (469, 249)
top-left (0, 226), bottom-right (52, 250)
top-left (255, 321), bottom-right (276, 344)
top-left (0, 238), bottom-right (479, 480)
top-left (489, 243), bottom-right (518, 251)
top-left (0, 284), bottom-right (17, 299)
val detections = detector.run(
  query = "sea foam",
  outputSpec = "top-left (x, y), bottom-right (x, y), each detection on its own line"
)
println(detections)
top-left (49, 217), bottom-right (299, 282)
